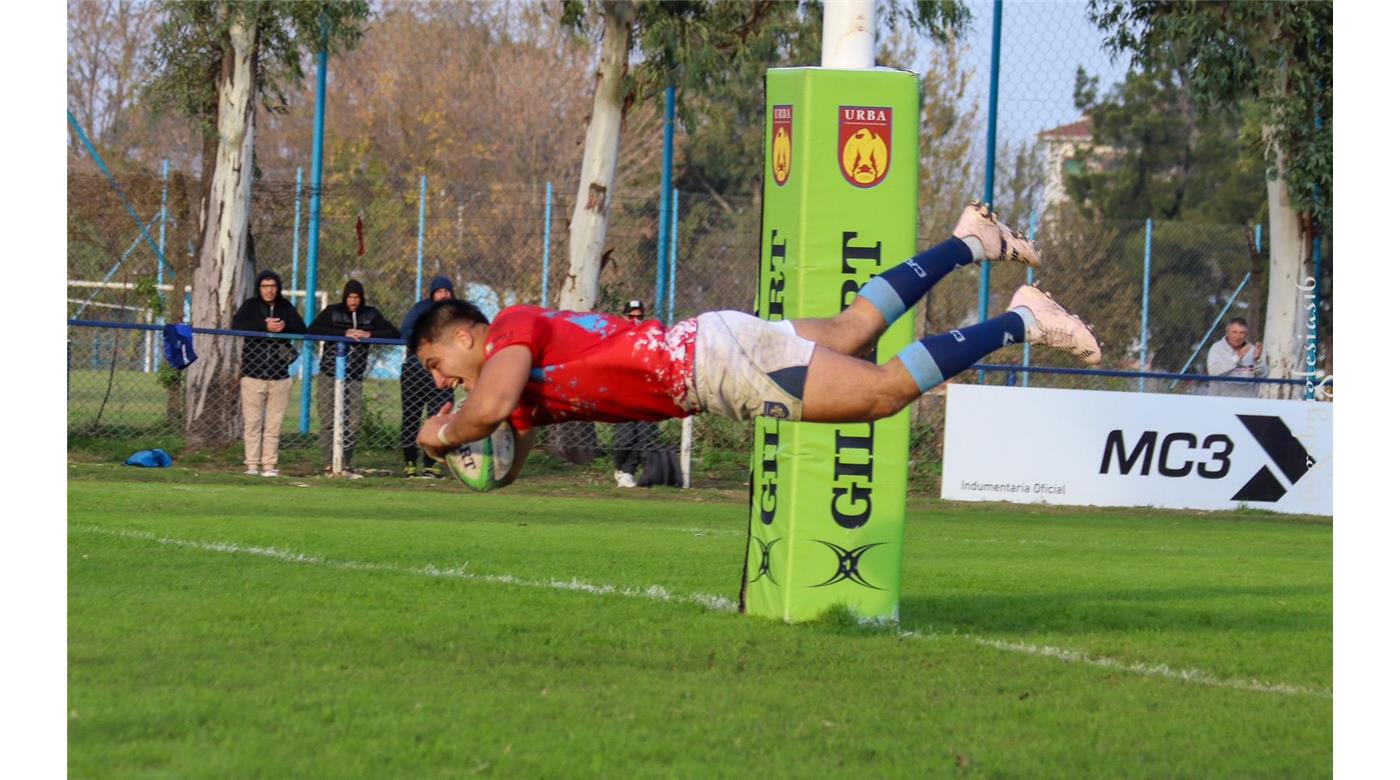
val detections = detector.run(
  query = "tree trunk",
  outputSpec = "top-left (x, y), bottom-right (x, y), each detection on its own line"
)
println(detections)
top-left (184, 15), bottom-right (258, 448)
top-left (1260, 133), bottom-right (1309, 400)
top-left (557, 0), bottom-right (633, 312)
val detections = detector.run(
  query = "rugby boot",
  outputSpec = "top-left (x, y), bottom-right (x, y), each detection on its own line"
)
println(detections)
top-left (1009, 284), bottom-right (1101, 366)
top-left (954, 201), bottom-right (1041, 267)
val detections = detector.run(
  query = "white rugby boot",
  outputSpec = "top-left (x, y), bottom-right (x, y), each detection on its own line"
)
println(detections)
top-left (1008, 284), bottom-right (1101, 366)
top-left (954, 201), bottom-right (1041, 267)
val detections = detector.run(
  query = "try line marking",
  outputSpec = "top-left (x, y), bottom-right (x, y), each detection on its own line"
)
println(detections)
top-left (72, 525), bottom-right (1330, 700)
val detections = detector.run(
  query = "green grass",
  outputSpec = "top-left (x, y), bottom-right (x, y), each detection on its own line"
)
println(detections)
top-left (68, 464), bottom-right (1331, 777)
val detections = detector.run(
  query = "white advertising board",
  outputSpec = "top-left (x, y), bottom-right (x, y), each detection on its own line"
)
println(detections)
top-left (941, 385), bottom-right (1332, 515)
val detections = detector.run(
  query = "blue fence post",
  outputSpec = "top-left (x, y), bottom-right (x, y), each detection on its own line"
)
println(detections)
top-left (655, 86), bottom-right (676, 318)
top-left (977, 0), bottom-right (1003, 385)
top-left (299, 20), bottom-right (330, 436)
top-left (541, 181), bottom-right (553, 306)
top-left (152, 159), bottom-right (171, 373)
top-left (416, 174), bottom-right (427, 300)
top-left (1139, 218), bottom-right (1153, 392)
top-left (668, 187), bottom-right (679, 326)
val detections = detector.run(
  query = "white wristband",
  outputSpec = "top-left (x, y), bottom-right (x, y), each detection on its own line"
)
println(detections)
top-left (436, 425), bottom-right (452, 449)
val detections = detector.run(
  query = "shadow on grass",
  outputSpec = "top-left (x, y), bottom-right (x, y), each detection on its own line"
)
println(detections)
top-left (898, 584), bottom-right (1331, 637)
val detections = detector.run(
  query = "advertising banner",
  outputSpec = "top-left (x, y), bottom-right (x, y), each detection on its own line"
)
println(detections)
top-left (941, 385), bottom-right (1333, 515)
top-left (742, 68), bottom-right (919, 622)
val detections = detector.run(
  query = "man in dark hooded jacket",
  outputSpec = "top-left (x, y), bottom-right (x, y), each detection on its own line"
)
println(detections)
top-left (308, 279), bottom-right (399, 476)
top-left (231, 270), bottom-right (307, 477)
top-left (398, 275), bottom-right (457, 477)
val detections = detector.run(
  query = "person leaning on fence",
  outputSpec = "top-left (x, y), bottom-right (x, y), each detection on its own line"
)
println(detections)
top-left (231, 270), bottom-right (307, 477)
top-left (410, 203), bottom-right (1103, 489)
top-left (1206, 317), bottom-right (1267, 398)
top-left (398, 274), bottom-right (458, 479)
top-left (308, 279), bottom-right (400, 478)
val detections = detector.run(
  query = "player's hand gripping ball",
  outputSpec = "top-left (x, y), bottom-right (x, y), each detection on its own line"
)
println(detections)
top-left (442, 408), bottom-right (515, 492)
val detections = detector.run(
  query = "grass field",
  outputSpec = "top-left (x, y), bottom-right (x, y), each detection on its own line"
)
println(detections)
top-left (68, 464), bottom-right (1332, 777)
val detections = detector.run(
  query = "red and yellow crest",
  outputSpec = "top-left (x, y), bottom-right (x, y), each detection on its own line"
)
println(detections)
top-left (771, 104), bottom-right (793, 186)
top-left (837, 106), bottom-right (892, 188)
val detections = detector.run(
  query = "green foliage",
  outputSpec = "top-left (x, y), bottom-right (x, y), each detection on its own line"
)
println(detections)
top-left (556, 0), bottom-right (971, 197)
top-left (1064, 63), bottom-right (1267, 225)
top-left (1087, 0), bottom-right (1331, 232)
top-left (143, 0), bottom-right (372, 130)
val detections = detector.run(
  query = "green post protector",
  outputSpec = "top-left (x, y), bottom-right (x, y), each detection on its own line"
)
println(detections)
top-left (743, 68), bottom-right (919, 622)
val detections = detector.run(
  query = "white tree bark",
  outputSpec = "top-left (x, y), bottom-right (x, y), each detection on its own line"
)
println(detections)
top-left (185, 13), bottom-right (258, 446)
top-left (1261, 133), bottom-right (1309, 400)
top-left (557, 0), bottom-right (634, 312)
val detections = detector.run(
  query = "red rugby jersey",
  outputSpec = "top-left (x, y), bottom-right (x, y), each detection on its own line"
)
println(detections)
top-left (482, 305), bottom-right (698, 432)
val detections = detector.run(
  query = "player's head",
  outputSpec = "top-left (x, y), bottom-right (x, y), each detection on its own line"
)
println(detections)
top-left (1226, 317), bottom-right (1249, 348)
top-left (410, 299), bottom-right (491, 391)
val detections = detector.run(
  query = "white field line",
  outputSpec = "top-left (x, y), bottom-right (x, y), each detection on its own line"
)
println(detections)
top-left (73, 526), bottom-right (737, 613)
top-left (73, 525), bottom-right (1329, 699)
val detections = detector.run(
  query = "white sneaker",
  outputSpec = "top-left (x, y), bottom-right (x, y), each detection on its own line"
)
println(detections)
top-left (245, 466), bottom-right (261, 476)
top-left (262, 469), bottom-right (279, 478)
top-left (343, 469), bottom-right (364, 480)
top-left (614, 470), bottom-right (637, 488)
top-left (954, 201), bottom-right (1041, 267)
top-left (1009, 284), bottom-right (1101, 365)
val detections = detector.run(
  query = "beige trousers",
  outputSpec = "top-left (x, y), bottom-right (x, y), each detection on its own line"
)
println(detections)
top-left (240, 377), bottom-right (293, 468)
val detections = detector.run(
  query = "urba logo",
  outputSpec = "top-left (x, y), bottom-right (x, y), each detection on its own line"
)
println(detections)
top-left (837, 106), bottom-right (892, 188)
top-left (811, 540), bottom-right (884, 589)
top-left (1098, 415), bottom-right (1316, 503)
top-left (772, 104), bottom-right (792, 186)
top-left (748, 536), bottom-right (781, 584)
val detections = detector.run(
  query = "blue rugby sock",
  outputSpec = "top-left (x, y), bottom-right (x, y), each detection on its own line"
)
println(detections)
top-left (896, 310), bottom-right (1032, 392)
top-left (857, 237), bottom-right (974, 325)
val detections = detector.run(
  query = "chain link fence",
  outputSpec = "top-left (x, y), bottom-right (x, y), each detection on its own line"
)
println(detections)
top-left (67, 0), bottom-right (1329, 481)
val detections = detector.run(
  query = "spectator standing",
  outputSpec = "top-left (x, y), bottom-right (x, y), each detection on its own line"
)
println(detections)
top-left (1207, 317), bottom-right (1267, 397)
top-left (231, 270), bottom-right (306, 477)
top-left (612, 299), bottom-right (662, 488)
top-left (308, 279), bottom-right (399, 477)
top-left (399, 275), bottom-right (457, 478)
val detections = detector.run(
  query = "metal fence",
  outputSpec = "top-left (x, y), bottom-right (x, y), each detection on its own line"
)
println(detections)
top-left (68, 196), bottom-right (1311, 478)
top-left (66, 0), bottom-right (1330, 479)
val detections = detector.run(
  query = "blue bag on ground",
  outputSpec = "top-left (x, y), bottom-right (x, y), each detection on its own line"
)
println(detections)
top-left (124, 449), bottom-right (173, 468)
top-left (162, 323), bottom-right (197, 369)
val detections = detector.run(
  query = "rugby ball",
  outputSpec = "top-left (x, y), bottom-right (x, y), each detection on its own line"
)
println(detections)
top-left (443, 419), bottom-right (516, 492)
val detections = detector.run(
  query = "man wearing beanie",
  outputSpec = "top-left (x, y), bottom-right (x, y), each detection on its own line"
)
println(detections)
top-left (398, 275), bottom-right (457, 477)
top-left (308, 279), bottom-right (399, 477)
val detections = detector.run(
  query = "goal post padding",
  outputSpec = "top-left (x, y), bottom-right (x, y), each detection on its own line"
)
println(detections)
top-left (742, 67), bottom-right (918, 622)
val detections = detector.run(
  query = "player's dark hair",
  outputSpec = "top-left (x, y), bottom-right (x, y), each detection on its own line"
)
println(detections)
top-left (410, 299), bottom-right (489, 353)
top-left (1227, 317), bottom-right (1248, 328)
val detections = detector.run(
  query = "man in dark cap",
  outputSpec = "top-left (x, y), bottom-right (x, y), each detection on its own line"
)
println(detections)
top-left (231, 270), bottom-right (307, 477)
top-left (398, 275), bottom-right (457, 477)
top-left (308, 279), bottom-right (399, 477)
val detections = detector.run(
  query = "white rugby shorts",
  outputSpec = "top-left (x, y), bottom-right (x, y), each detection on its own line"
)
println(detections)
top-left (689, 311), bottom-right (815, 422)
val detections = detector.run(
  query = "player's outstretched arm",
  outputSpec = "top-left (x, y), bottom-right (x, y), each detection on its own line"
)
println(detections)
top-left (419, 345), bottom-right (532, 460)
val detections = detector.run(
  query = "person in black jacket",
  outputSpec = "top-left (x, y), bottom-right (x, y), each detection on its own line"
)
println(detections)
top-left (231, 270), bottom-right (307, 477)
top-left (307, 279), bottom-right (399, 477)
top-left (398, 275), bottom-right (458, 478)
